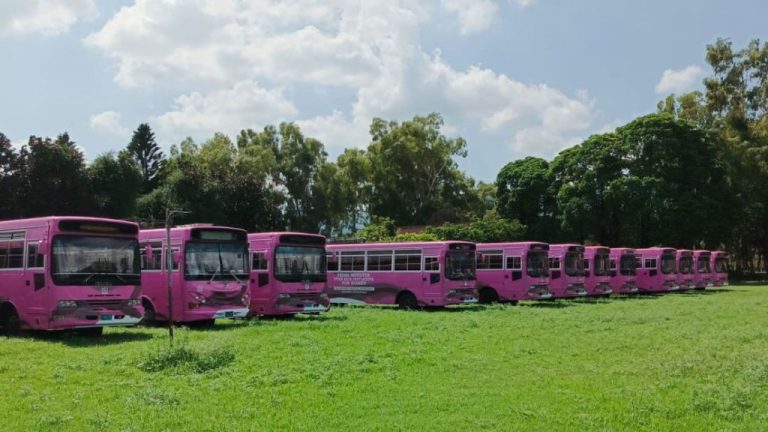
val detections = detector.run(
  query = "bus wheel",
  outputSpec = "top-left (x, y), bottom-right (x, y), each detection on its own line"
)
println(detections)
top-left (76, 327), bottom-right (104, 337)
top-left (1, 305), bottom-right (21, 336)
top-left (396, 292), bottom-right (419, 310)
top-left (141, 300), bottom-right (157, 326)
top-left (478, 288), bottom-right (499, 304)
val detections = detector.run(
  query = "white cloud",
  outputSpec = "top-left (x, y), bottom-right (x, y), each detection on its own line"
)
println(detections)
top-left (89, 111), bottom-right (129, 137)
top-left (88, 0), bottom-right (590, 160)
top-left (511, 0), bottom-right (537, 8)
top-left (154, 81), bottom-right (298, 141)
top-left (655, 65), bottom-right (704, 94)
top-left (441, 0), bottom-right (498, 35)
top-left (0, 0), bottom-right (96, 36)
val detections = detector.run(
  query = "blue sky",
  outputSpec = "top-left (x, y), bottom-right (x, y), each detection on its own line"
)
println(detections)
top-left (1, 0), bottom-right (766, 182)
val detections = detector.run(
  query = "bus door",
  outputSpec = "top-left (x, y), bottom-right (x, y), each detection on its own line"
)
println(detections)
top-left (422, 250), bottom-right (441, 297)
top-left (250, 248), bottom-right (271, 307)
top-left (504, 253), bottom-right (523, 295)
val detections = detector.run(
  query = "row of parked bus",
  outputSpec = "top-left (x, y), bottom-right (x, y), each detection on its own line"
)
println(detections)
top-left (0, 216), bottom-right (729, 335)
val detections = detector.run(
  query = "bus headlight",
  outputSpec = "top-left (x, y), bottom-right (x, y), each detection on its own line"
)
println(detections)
top-left (126, 299), bottom-right (141, 307)
top-left (58, 300), bottom-right (78, 308)
top-left (319, 292), bottom-right (329, 299)
top-left (278, 293), bottom-right (291, 299)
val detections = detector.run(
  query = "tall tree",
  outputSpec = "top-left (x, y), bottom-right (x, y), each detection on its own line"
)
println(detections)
top-left (0, 133), bottom-right (22, 219)
top-left (127, 123), bottom-right (164, 191)
top-left (366, 113), bottom-right (479, 226)
top-left (18, 133), bottom-right (90, 216)
top-left (496, 156), bottom-right (556, 241)
top-left (88, 151), bottom-right (143, 218)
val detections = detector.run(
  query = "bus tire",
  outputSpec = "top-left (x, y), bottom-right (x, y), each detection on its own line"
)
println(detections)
top-left (396, 292), bottom-right (418, 310)
top-left (1, 304), bottom-right (21, 336)
top-left (478, 287), bottom-right (499, 304)
top-left (141, 300), bottom-right (157, 326)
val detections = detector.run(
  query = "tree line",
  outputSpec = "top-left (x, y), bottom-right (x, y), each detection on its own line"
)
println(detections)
top-left (0, 39), bottom-right (765, 275)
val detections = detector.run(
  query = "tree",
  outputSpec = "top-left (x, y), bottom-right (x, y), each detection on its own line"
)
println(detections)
top-left (87, 151), bottom-right (143, 218)
top-left (366, 113), bottom-right (480, 226)
top-left (127, 123), bottom-right (164, 191)
top-left (18, 133), bottom-right (90, 216)
top-left (0, 133), bottom-right (22, 219)
top-left (496, 156), bottom-right (556, 241)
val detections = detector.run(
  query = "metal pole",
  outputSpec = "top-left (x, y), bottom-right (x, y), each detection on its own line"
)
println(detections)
top-left (166, 208), bottom-right (174, 345)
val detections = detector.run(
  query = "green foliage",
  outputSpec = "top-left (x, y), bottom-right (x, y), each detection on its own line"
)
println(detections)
top-left (0, 132), bottom-right (22, 219)
top-left (356, 217), bottom-right (396, 242)
top-left (87, 151), bottom-right (143, 218)
top-left (127, 123), bottom-right (164, 191)
top-left (496, 156), bottom-right (555, 240)
top-left (427, 211), bottom-right (526, 242)
top-left (137, 341), bottom-right (235, 374)
top-left (367, 113), bottom-right (481, 226)
top-left (1, 285), bottom-right (767, 431)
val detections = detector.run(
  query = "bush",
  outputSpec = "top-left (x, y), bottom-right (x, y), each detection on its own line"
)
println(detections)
top-left (137, 342), bottom-right (235, 373)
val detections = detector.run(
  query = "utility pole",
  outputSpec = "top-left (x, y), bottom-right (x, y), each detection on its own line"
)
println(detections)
top-left (165, 207), bottom-right (189, 345)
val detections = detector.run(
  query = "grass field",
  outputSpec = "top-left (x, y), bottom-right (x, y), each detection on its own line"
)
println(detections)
top-left (2, 285), bottom-right (767, 431)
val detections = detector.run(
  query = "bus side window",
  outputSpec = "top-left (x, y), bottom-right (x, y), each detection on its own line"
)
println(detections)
top-left (252, 251), bottom-right (268, 271)
top-left (27, 243), bottom-right (44, 268)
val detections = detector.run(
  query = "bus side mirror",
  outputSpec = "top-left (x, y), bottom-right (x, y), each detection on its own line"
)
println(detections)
top-left (145, 244), bottom-right (154, 260)
top-left (172, 249), bottom-right (181, 263)
top-left (38, 240), bottom-right (50, 255)
top-left (329, 251), bottom-right (338, 262)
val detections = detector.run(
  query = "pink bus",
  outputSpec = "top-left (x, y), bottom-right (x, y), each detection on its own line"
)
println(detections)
top-left (325, 241), bottom-right (478, 309)
top-left (547, 244), bottom-right (587, 298)
top-left (692, 250), bottom-right (713, 290)
top-left (139, 224), bottom-right (250, 326)
top-left (636, 248), bottom-right (678, 293)
top-left (248, 232), bottom-right (330, 316)
top-left (475, 242), bottom-right (552, 303)
top-left (0, 216), bottom-right (143, 336)
top-left (583, 246), bottom-right (612, 296)
top-left (608, 248), bottom-right (639, 294)
top-left (710, 251), bottom-right (729, 287)
top-left (675, 249), bottom-right (694, 291)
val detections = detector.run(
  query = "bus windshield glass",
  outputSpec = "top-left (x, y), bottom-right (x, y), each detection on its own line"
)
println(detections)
top-left (715, 257), bottom-right (728, 273)
top-left (526, 251), bottom-right (548, 278)
top-left (274, 246), bottom-right (326, 282)
top-left (565, 252), bottom-right (585, 276)
top-left (661, 254), bottom-right (676, 274)
top-left (697, 257), bottom-right (711, 273)
top-left (620, 254), bottom-right (636, 275)
top-left (679, 256), bottom-right (693, 274)
top-left (445, 251), bottom-right (476, 280)
top-left (593, 254), bottom-right (609, 276)
top-left (185, 241), bottom-right (248, 280)
top-left (52, 236), bottom-right (139, 285)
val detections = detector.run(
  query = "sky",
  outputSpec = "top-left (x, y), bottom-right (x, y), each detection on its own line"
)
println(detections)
top-left (0, 0), bottom-right (766, 182)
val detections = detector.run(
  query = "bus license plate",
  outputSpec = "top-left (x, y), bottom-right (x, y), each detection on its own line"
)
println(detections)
top-left (225, 311), bottom-right (234, 317)
top-left (100, 315), bottom-right (112, 321)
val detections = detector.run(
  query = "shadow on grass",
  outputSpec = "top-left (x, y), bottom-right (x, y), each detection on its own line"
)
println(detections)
top-left (520, 300), bottom-right (574, 308)
top-left (255, 313), bottom-right (348, 322)
top-left (677, 288), bottom-right (733, 296)
top-left (34, 330), bottom-right (155, 347)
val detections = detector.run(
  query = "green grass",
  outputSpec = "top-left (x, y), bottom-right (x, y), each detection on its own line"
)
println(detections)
top-left (2, 285), bottom-right (768, 431)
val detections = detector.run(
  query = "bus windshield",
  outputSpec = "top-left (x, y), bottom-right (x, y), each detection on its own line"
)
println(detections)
top-left (185, 241), bottom-right (248, 280)
top-left (445, 251), bottom-right (476, 280)
top-left (526, 251), bottom-right (548, 278)
top-left (620, 254), bottom-right (636, 275)
top-left (661, 254), bottom-right (676, 274)
top-left (565, 252), bottom-right (585, 276)
top-left (274, 246), bottom-right (326, 282)
top-left (593, 254), bottom-right (609, 276)
top-left (52, 236), bottom-right (139, 285)
top-left (715, 257), bottom-right (728, 273)
top-left (697, 257), bottom-right (711, 273)
top-left (679, 256), bottom-right (693, 274)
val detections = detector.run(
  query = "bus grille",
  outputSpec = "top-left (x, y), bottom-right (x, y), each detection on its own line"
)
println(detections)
top-left (290, 293), bottom-right (320, 301)
top-left (80, 300), bottom-right (124, 309)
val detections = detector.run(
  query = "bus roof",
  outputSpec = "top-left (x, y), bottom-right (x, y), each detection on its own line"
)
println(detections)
top-left (327, 240), bottom-right (474, 250)
top-left (140, 224), bottom-right (246, 238)
top-left (0, 216), bottom-right (138, 233)
top-left (637, 247), bottom-right (677, 254)
top-left (477, 241), bottom-right (548, 249)
top-left (248, 231), bottom-right (325, 240)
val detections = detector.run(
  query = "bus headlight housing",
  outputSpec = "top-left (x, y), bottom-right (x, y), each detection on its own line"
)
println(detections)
top-left (58, 300), bottom-right (78, 308)
top-left (278, 293), bottom-right (291, 299)
top-left (126, 299), bottom-right (141, 307)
